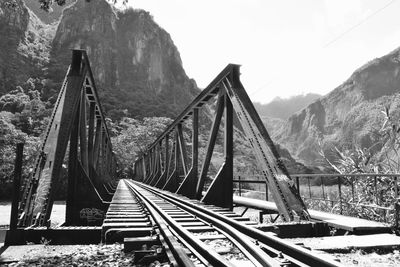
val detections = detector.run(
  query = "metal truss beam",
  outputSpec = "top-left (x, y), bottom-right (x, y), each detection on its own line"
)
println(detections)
top-left (17, 50), bottom-right (117, 227)
top-left (134, 64), bottom-right (309, 221)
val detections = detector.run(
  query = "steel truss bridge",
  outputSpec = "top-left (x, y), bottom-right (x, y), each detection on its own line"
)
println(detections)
top-left (2, 50), bottom-right (397, 267)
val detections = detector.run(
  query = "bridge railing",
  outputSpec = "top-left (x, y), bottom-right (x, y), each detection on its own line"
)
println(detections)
top-left (233, 173), bottom-right (400, 227)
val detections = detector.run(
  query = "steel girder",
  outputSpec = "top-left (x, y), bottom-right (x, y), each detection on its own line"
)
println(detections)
top-left (133, 64), bottom-right (309, 221)
top-left (17, 50), bottom-right (117, 227)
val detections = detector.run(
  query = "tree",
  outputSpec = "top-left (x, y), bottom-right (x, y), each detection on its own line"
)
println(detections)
top-left (0, 111), bottom-right (41, 199)
top-left (316, 105), bottom-right (400, 224)
top-left (111, 117), bottom-right (172, 177)
top-left (37, 0), bottom-right (128, 11)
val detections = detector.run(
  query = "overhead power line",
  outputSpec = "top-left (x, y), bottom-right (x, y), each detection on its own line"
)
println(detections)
top-left (323, 0), bottom-right (396, 48)
top-left (249, 0), bottom-right (397, 98)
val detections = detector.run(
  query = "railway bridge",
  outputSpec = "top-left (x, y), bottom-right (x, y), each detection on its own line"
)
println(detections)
top-left (2, 50), bottom-right (399, 266)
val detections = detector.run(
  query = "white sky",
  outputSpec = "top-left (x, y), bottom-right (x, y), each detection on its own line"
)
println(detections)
top-left (124, 0), bottom-right (400, 104)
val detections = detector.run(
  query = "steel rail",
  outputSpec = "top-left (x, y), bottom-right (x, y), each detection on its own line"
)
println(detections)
top-left (129, 181), bottom-right (292, 267)
top-left (292, 173), bottom-right (400, 177)
top-left (125, 181), bottom-right (235, 267)
top-left (136, 181), bottom-right (343, 267)
top-left (121, 180), bottom-right (194, 267)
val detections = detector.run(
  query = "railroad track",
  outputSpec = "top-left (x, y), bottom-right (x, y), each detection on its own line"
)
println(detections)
top-left (103, 179), bottom-right (343, 266)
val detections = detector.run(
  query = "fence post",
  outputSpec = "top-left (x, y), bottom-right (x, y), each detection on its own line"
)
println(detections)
top-left (338, 176), bottom-right (343, 215)
top-left (296, 176), bottom-right (300, 195)
top-left (396, 201), bottom-right (400, 230)
top-left (238, 176), bottom-right (241, 196)
top-left (10, 143), bottom-right (24, 230)
top-left (308, 177), bottom-right (312, 199)
top-left (265, 180), bottom-right (268, 201)
top-left (374, 175), bottom-right (378, 205)
top-left (395, 177), bottom-right (399, 230)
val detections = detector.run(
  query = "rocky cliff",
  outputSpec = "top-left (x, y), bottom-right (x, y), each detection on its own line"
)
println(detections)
top-left (0, 0), bottom-right (198, 119)
top-left (47, 0), bottom-right (198, 119)
top-left (273, 48), bottom-right (400, 165)
top-left (0, 0), bottom-right (55, 95)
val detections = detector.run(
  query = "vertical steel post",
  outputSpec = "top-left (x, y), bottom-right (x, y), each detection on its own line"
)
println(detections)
top-left (201, 93), bottom-right (234, 208)
top-left (79, 87), bottom-right (89, 174)
top-left (88, 102), bottom-right (95, 173)
top-left (374, 175), bottom-right (378, 205)
top-left (196, 93), bottom-right (224, 199)
top-left (10, 143), bottom-right (24, 230)
top-left (174, 129), bottom-right (180, 182)
top-left (192, 109), bottom-right (199, 181)
top-left (163, 135), bottom-right (170, 184)
top-left (92, 119), bottom-right (101, 171)
top-left (66, 105), bottom-right (80, 225)
top-left (224, 92), bottom-right (233, 209)
top-left (177, 123), bottom-right (188, 175)
top-left (176, 109), bottom-right (200, 197)
top-left (338, 176), bottom-right (343, 215)
top-left (238, 176), bottom-right (241, 196)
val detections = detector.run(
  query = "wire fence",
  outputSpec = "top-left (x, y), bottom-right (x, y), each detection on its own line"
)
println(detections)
top-left (233, 173), bottom-right (400, 227)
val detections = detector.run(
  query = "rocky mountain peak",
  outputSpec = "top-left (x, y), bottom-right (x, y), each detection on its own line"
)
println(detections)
top-left (43, 0), bottom-right (198, 119)
top-left (272, 47), bottom-right (400, 165)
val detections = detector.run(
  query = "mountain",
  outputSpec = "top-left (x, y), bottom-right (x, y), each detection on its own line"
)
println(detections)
top-left (23, 0), bottom-right (76, 24)
top-left (46, 0), bottom-right (198, 119)
top-left (273, 48), bottom-right (400, 165)
top-left (0, 0), bottom-right (56, 95)
top-left (0, 0), bottom-right (198, 119)
top-left (254, 93), bottom-right (321, 120)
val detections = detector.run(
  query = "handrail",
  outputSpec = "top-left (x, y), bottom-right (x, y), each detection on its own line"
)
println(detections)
top-left (291, 173), bottom-right (400, 177)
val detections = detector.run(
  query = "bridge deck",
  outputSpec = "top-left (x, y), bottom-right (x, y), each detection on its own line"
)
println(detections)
top-left (102, 181), bottom-right (153, 243)
top-left (234, 196), bottom-right (391, 234)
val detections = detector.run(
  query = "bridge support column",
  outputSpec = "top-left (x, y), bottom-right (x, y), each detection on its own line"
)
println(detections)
top-left (195, 93), bottom-right (225, 199)
top-left (202, 93), bottom-right (233, 209)
top-left (177, 108), bottom-right (199, 198)
top-left (155, 135), bottom-right (171, 188)
top-left (163, 131), bottom-right (180, 192)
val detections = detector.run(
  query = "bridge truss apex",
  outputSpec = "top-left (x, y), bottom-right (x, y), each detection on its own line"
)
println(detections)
top-left (17, 50), bottom-right (117, 228)
top-left (134, 64), bottom-right (309, 221)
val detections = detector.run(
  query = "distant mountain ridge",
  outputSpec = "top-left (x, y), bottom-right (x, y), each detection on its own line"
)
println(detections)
top-left (271, 47), bottom-right (400, 165)
top-left (254, 93), bottom-right (321, 120)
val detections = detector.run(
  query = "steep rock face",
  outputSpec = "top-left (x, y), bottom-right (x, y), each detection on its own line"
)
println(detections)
top-left (274, 48), bottom-right (400, 165)
top-left (0, 0), bottom-right (54, 94)
top-left (48, 0), bottom-right (198, 118)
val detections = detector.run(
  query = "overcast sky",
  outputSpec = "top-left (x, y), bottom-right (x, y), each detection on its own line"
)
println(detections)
top-left (125, 0), bottom-right (400, 104)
